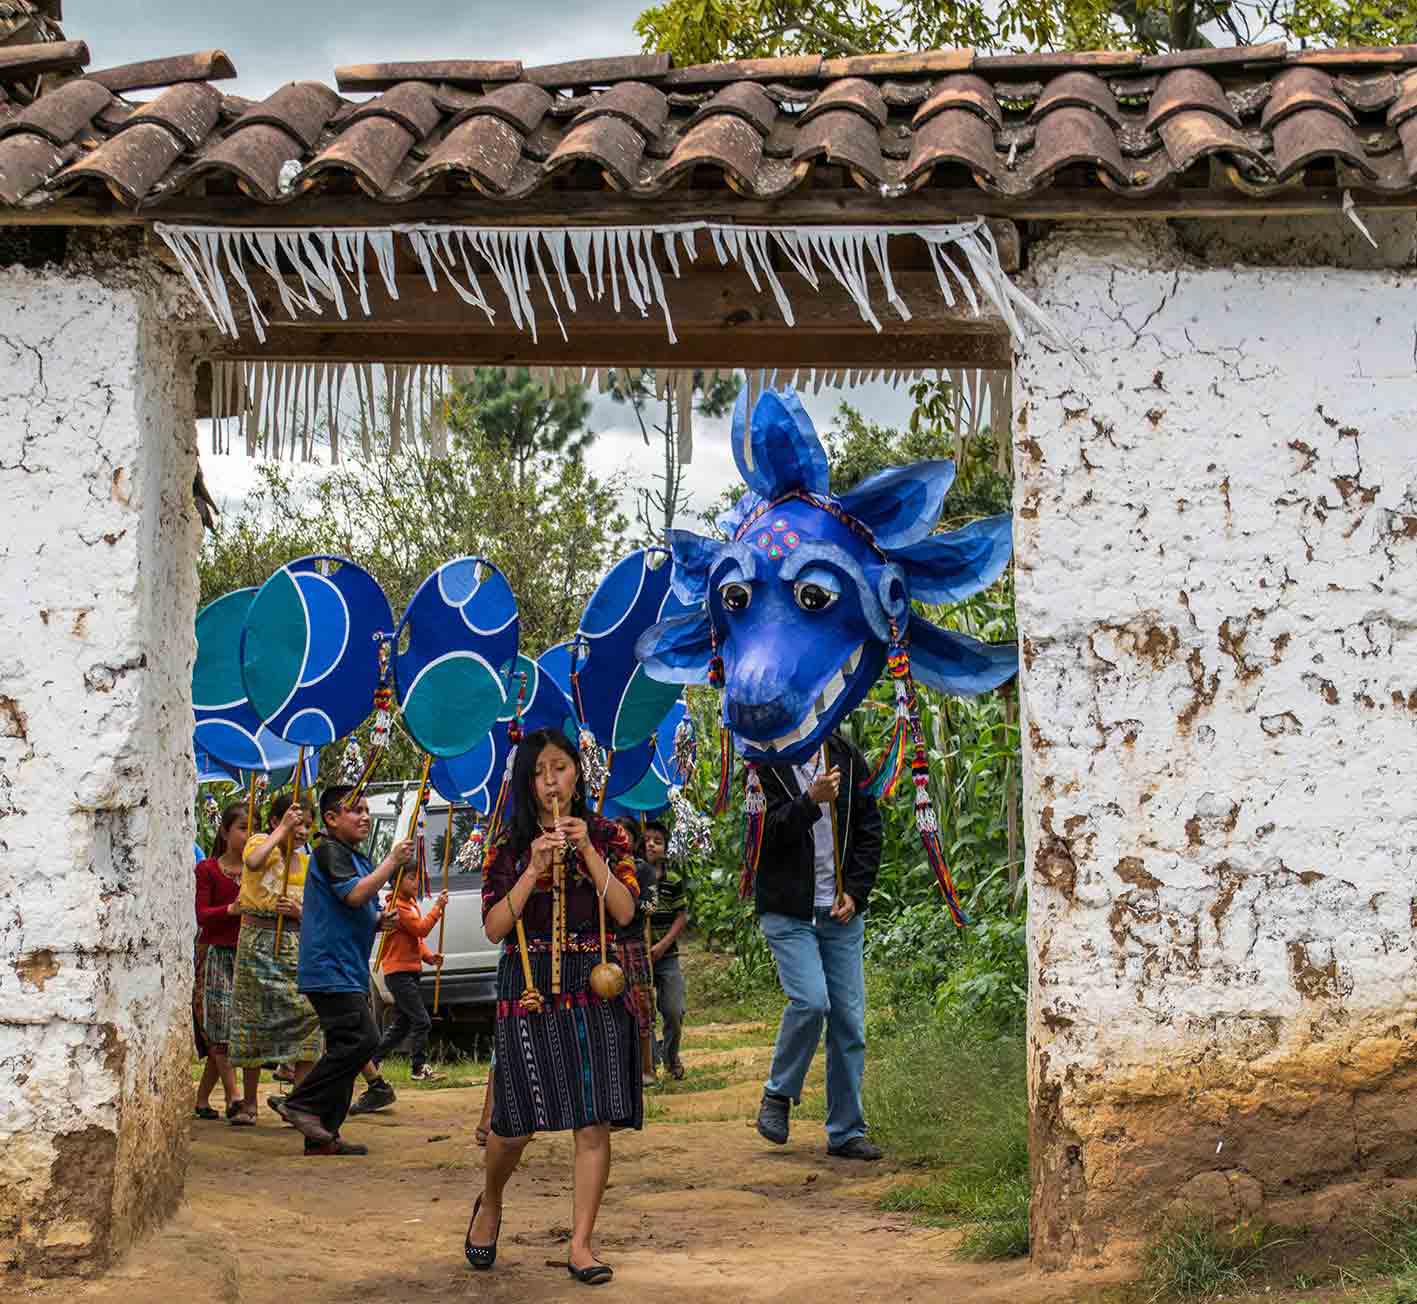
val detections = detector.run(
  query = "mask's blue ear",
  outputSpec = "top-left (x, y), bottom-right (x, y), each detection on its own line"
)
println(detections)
top-left (635, 609), bottom-right (716, 685)
top-left (666, 530), bottom-right (721, 606)
top-left (732, 386), bottom-right (829, 501)
top-left (717, 489), bottom-right (764, 540)
top-left (895, 514), bottom-right (1012, 604)
top-left (837, 460), bottom-right (955, 551)
top-left (908, 614), bottom-right (1018, 696)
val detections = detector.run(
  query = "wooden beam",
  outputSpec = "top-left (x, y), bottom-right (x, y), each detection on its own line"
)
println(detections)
top-left (6, 185), bottom-right (1417, 230)
top-left (0, 39), bottom-right (88, 80)
top-left (204, 327), bottom-right (1013, 371)
top-left (235, 269), bottom-right (1006, 339)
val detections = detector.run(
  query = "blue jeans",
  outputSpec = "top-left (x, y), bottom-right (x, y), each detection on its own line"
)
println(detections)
top-left (760, 910), bottom-right (867, 1148)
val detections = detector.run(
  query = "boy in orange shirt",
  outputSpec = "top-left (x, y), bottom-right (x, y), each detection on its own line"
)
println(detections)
top-left (371, 876), bottom-right (448, 1083)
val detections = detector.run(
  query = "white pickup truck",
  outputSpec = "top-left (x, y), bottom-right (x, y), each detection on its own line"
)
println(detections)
top-left (363, 782), bottom-right (501, 1034)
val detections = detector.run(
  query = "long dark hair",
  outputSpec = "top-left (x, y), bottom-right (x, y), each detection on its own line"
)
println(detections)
top-left (506, 729), bottom-right (590, 857)
top-left (212, 801), bottom-right (248, 859)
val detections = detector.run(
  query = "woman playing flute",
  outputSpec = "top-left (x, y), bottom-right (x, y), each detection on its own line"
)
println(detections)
top-left (465, 728), bottom-right (640, 1285)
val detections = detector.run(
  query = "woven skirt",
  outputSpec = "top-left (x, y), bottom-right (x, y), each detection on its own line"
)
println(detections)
top-left (192, 942), bottom-right (211, 1059)
top-left (617, 933), bottom-right (653, 1037)
top-left (492, 940), bottom-right (643, 1138)
top-left (201, 944), bottom-right (237, 1048)
top-left (229, 917), bottom-right (324, 1067)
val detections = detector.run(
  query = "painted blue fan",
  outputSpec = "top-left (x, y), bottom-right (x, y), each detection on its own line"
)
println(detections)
top-left (539, 639), bottom-right (653, 797)
top-left (537, 643), bottom-right (586, 739)
top-left (572, 548), bottom-right (692, 752)
top-left (428, 652), bottom-right (578, 812)
top-left (240, 556), bottom-right (394, 747)
top-left (429, 733), bottom-right (500, 813)
top-left (228, 748), bottom-right (321, 793)
top-left (604, 701), bottom-right (691, 818)
top-left (394, 557), bottom-right (519, 759)
top-left (194, 735), bottom-right (237, 786)
top-left (195, 588), bottom-right (320, 772)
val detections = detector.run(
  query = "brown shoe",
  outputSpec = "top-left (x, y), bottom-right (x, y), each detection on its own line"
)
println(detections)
top-left (305, 1136), bottom-right (368, 1156)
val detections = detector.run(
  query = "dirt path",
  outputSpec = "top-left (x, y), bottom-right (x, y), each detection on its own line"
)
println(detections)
top-left (23, 1020), bottom-right (1101, 1304)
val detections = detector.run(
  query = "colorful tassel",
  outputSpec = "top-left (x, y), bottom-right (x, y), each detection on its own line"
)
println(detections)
top-left (667, 785), bottom-right (713, 862)
top-left (738, 763), bottom-right (766, 900)
top-left (712, 722), bottom-right (735, 816)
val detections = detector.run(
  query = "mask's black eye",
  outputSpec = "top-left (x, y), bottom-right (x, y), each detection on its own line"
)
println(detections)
top-left (793, 581), bottom-right (837, 613)
top-left (720, 582), bottom-right (751, 613)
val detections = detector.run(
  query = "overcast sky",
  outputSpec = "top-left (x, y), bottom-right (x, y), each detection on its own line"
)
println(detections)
top-left (66, 0), bottom-right (917, 517)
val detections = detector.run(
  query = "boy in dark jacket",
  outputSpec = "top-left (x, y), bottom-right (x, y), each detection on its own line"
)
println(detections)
top-left (753, 731), bottom-right (884, 1160)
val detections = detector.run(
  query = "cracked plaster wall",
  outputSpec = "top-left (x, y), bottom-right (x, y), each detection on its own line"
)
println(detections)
top-left (1014, 220), bottom-right (1417, 1270)
top-left (0, 251), bottom-right (201, 1277)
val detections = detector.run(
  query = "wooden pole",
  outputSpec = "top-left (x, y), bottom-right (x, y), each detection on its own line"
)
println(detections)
top-left (432, 803), bottom-right (453, 1013)
top-left (374, 755), bottom-right (433, 969)
top-left (273, 746), bottom-right (306, 951)
top-left (1004, 690), bottom-right (1020, 904)
top-left (824, 743), bottom-right (844, 908)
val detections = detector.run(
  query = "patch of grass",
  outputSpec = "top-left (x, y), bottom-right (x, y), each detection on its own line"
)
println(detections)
top-left (376, 1052), bottom-right (486, 1092)
top-left (655, 1067), bottom-right (732, 1096)
top-left (680, 1027), bottom-right (778, 1053)
top-left (1141, 1216), bottom-right (1292, 1301)
top-left (683, 939), bottom-right (786, 1027)
top-left (865, 1017), bottom-right (1029, 1260)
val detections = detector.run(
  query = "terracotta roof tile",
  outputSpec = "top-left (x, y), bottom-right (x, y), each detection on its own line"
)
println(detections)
top-left (1145, 68), bottom-right (1241, 130)
top-left (798, 77), bottom-right (888, 128)
top-left (661, 112), bottom-right (764, 190)
top-left (793, 104), bottom-right (886, 180)
top-left (914, 74), bottom-right (1003, 129)
top-left (119, 81), bottom-right (221, 148)
top-left (0, 131), bottom-right (68, 203)
top-left (1262, 66), bottom-right (1356, 128)
top-left (186, 122), bottom-right (304, 200)
top-left (444, 83), bottom-right (553, 136)
top-left (344, 81), bottom-right (441, 140)
top-left (300, 115), bottom-right (417, 194)
top-left (686, 82), bottom-right (777, 137)
top-left (545, 113), bottom-right (645, 188)
top-left (572, 81), bottom-right (669, 140)
top-left (1156, 109), bottom-right (1265, 172)
top-left (409, 113), bottom-right (523, 194)
top-left (1031, 71), bottom-right (1121, 125)
top-left (9, 38), bottom-right (1417, 215)
top-left (1270, 107), bottom-right (1373, 178)
top-left (228, 81), bottom-right (341, 149)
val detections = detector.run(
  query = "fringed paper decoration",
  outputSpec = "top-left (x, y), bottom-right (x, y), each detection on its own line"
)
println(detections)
top-left (738, 764), bottom-right (766, 901)
top-left (339, 738), bottom-right (364, 783)
top-left (456, 822), bottom-right (486, 871)
top-left (667, 786), bottom-right (713, 863)
top-left (671, 714), bottom-right (697, 787)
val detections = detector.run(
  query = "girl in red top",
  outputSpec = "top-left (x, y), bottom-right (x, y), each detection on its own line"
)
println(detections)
top-left (193, 802), bottom-right (247, 1120)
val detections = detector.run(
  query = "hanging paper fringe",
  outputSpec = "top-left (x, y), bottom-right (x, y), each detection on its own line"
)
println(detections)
top-left (671, 714), bottom-right (698, 787)
top-left (667, 785), bottom-right (713, 863)
top-left (456, 822), bottom-right (486, 871)
top-left (157, 219), bottom-right (1065, 353)
top-left (339, 738), bottom-right (364, 784)
top-left (738, 764), bottom-right (766, 901)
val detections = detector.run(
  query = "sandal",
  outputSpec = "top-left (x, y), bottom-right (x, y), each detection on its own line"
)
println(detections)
top-left (562, 1259), bottom-right (613, 1285)
top-left (474, 1126), bottom-right (489, 1148)
top-left (229, 1108), bottom-right (258, 1127)
top-left (464, 1195), bottom-right (501, 1271)
top-left (193, 1105), bottom-right (219, 1120)
top-left (224, 1098), bottom-right (245, 1121)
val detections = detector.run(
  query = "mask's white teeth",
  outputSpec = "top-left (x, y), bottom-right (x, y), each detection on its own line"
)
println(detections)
top-left (844, 644), bottom-right (862, 676)
top-left (773, 707), bottom-right (816, 751)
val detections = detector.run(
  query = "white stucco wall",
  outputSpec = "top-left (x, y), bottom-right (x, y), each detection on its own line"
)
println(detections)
top-left (1015, 220), bottom-right (1417, 1268)
top-left (0, 248), bottom-right (200, 1274)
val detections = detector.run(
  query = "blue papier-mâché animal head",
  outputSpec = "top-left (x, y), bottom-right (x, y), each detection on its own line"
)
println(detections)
top-left (635, 386), bottom-right (1019, 765)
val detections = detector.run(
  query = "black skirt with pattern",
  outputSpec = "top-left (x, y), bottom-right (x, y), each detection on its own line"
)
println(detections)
top-left (491, 938), bottom-right (643, 1137)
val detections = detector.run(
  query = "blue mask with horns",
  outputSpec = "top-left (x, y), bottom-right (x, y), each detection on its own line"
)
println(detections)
top-left (636, 386), bottom-right (1018, 766)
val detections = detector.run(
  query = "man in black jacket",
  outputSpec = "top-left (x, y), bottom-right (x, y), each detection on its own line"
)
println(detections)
top-left (753, 731), bottom-right (884, 1160)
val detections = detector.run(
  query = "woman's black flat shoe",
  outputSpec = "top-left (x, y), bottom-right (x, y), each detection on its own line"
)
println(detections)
top-left (566, 1261), bottom-right (613, 1285)
top-left (193, 1106), bottom-right (219, 1120)
top-left (464, 1195), bottom-right (501, 1271)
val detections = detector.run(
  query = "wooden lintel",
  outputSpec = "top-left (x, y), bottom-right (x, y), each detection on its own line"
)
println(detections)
top-left (237, 269), bottom-right (1005, 339)
top-left (7, 186), bottom-right (1417, 231)
top-left (203, 328), bottom-right (1013, 372)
